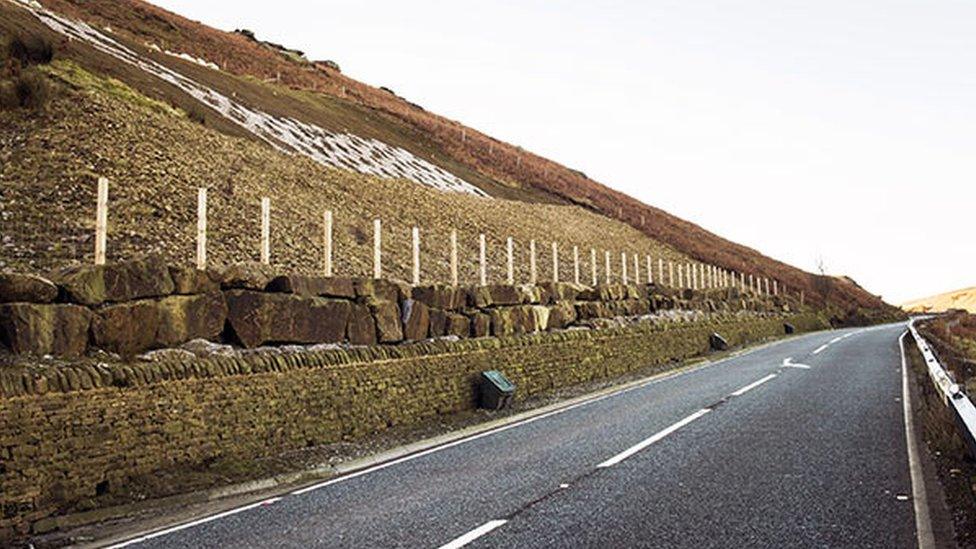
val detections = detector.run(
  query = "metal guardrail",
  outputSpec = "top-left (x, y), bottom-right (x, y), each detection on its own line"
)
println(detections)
top-left (908, 319), bottom-right (976, 456)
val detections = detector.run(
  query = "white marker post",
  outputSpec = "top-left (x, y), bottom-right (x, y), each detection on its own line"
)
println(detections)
top-left (773, 280), bottom-right (778, 296)
top-left (552, 242), bottom-right (559, 283)
top-left (658, 258), bottom-right (664, 286)
top-left (632, 254), bottom-right (639, 285)
top-left (506, 237), bottom-right (514, 285)
top-left (196, 187), bottom-right (207, 271)
top-left (591, 248), bottom-right (598, 286)
top-left (322, 210), bottom-right (333, 276)
top-left (573, 246), bottom-right (580, 285)
top-left (479, 233), bottom-right (487, 286)
top-left (94, 177), bottom-right (109, 265)
top-left (260, 197), bottom-right (271, 265)
top-left (411, 226), bottom-right (420, 286)
top-left (450, 230), bottom-right (458, 287)
top-left (530, 239), bottom-right (537, 284)
top-left (678, 264), bottom-right (684, 288)
top-left (605, 251), bottom-right (611, 284)
top-left (621, 252), bottom-right (628, 285)
top-left (646, 255), bottom-right (652, 284)
top-left (373, 219), bottom-right (382, 279)
top-left (669, 261), bottom-right (674, 287)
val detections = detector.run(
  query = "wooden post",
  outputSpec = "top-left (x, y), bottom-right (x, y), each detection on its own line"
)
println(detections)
top-left (658, 258), bottom-right (664, 286)
top-left (479, 233), bottom-right (487, 286)
top-left (373, 219), bottom-right (382, 279)
top-left (678, 263), bottom-right (684, 288)
top-left (506, 237), bottom-right (514, 285)
top-left (632, 254), bottom-right (639, 285)
top-left (646, 255), bottom-right (652, 284)
top-left (552, 241), bottom-right (559, 283)
top-left (196, 187), bottom-right (207, 270)
top-left (605, 251), bottom-right (611, 284)
top-left (773, 280), bottom-right (778, 296)
top-left (573, 246), bottom-right (580, 285)
top-left (450, 230), bottom-right (458, 287)
top-left (621, 252), bottom-right (628, 285)
top-left (691, 263), bottom-right (697, 290)
top-left (322, 210), bottom-right (333, 276)
top-left (669, 261), bottom-right (674, 287)
top-left (530, 239), bottom-right (537, 284)
top-left (411, 226), bottom-right (420, 286)
top-left (748, 274), bottom-right (754, 294)
top-left (260, 197), bottom-right (271, 265)
top-left (94, 177), bottom-right (109, 265)
top-left (590, 248), bottom-right (597, 286)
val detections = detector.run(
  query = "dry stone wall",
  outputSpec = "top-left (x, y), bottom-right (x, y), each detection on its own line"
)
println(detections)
top-left (0, 311), bottom-right (827, 538)
top-left (0, 256), bottom-right (795, 360)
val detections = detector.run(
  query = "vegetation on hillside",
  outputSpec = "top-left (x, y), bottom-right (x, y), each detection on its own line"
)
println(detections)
top-left (0, 32), bottom-right (53, 111)
top-left (918, 312), bottom-right (976, 391)
top-left (0, 60), bottom-right (690, 284)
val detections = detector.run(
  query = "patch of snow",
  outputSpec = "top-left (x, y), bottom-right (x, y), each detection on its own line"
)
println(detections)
top-left (164, 49), bottom-right (220, 71)
top-left (24, 4), bottom-right (489, 197)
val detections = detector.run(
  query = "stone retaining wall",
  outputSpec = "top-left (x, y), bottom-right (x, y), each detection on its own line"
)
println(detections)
top-left (0, 311), bottom-right (826, 539)
top-left (0, 256), bottom-right (792, 360)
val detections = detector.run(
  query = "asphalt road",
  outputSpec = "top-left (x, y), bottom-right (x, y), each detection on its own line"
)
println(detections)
top-left (108, 323), bottom-right (917, 548)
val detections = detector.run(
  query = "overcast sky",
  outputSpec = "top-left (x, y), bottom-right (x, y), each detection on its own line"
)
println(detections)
top-left (153, 0), bottom-right (975, 304)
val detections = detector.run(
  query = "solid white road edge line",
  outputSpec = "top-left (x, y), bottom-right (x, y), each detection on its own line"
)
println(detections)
top-left (730, 374), bottom-right (777, 396)
top-left (597, 409), bottom-right (711, 468)
top-left (899, 331), bottom-right (935, 549)
top-left (438, 520), bottom-right (508, 549)
top-left (103, 498), bottom-right (283, 549)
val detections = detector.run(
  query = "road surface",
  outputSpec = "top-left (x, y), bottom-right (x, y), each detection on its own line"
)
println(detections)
top-left (107, 323), bottom-right (918, 548)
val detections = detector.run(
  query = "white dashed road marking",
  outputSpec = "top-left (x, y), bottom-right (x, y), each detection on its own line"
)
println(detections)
top-left (597, 409), bottom-right (712, 468)
top-left (438, 520), bottom-right (508, 549)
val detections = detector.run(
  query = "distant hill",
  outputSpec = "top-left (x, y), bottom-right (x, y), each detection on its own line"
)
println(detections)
top-left (903, 287), bottom-right (976, 314)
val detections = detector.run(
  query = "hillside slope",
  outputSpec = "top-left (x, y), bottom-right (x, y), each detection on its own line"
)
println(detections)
top-left (2, 0), bottom-right (895, 316)
top-left (1, 58), bottom-right (689, 283)
top-left (903, 287), bottom-right (976, 314)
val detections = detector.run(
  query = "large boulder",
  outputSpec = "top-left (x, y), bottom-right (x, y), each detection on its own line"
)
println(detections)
top-left (548, 301), bottom-right (577, 330)
top-left (445, 313), bottom-right (470, 338)
top-left (219, 262), bottom-right (278, 291)
top-left (528, 305), bottom-right (550, 332)
top-left (368, 299), bottom-right (403, 343)
top-left (92, 300), bottom-right (159, 356)
top-left (401, 299), bottom-right (430, 340)
top-left (155, 292), bottom-right (227, 347)
top-left (0, 303), bottom-right (91, 357)
top-left (470, 312), bottom-right (490, 338)
top-left (429, 309), bottom-right (448, 337)
top-left (168, 266), bottom-right (220, 295)
top-left (538, 283), bottom-right (583, 304)
top-left (355, 278), bottom-right (408, 303)
top-left (53, 256), bottom-right (175, 306)
top-left (266, 275), bottom-right (356, 299)
top-left (0, 272), bottom-right (58, 303)
top-left (576, 301), bottom-right (609, 320)
top-left (224, 290), bottom-right (351, 348)
top-left (487, 285), bottom-right (522, 306)
top-left (411, 285), bottom-right (464, 310)
top-left (92, 293), bottom-right (227, 355)
top-left (346, 303), bottom-right (377, 345)
top-left (489, 308), bottom-right (516, 337)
